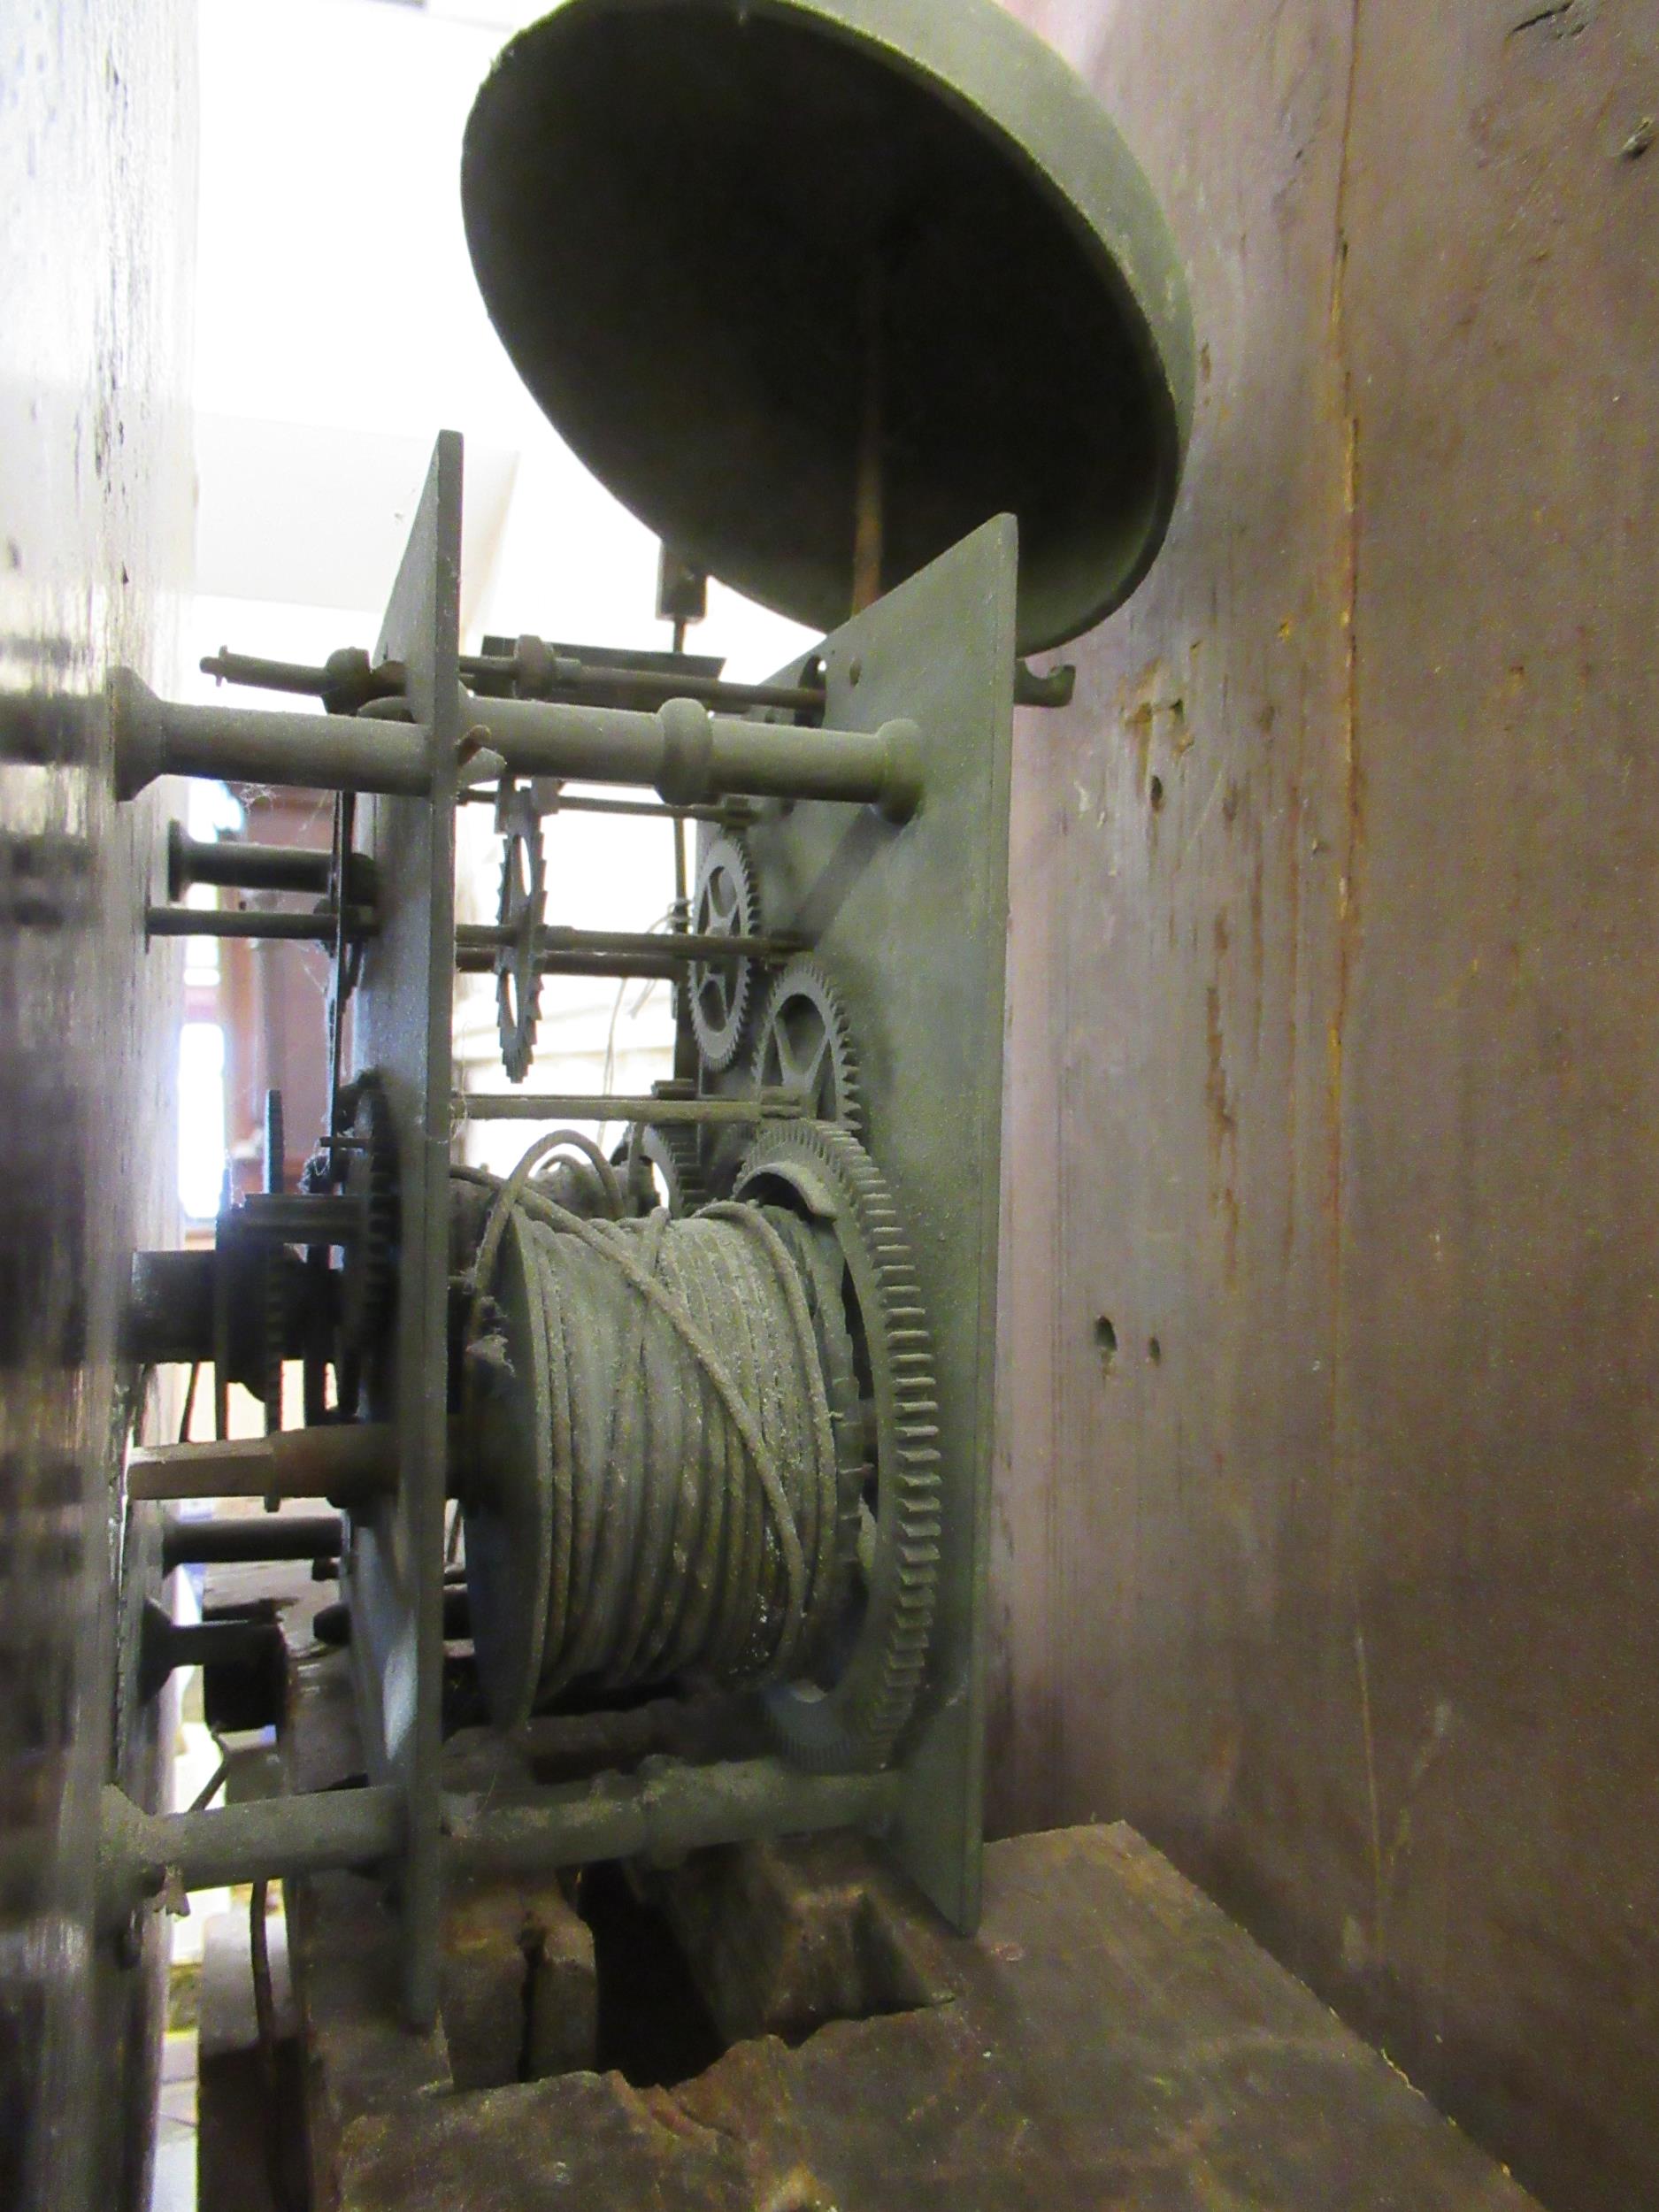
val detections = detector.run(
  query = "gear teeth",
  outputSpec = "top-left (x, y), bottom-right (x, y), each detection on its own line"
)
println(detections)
top-left (689, 831), bottom-right (761, 1073)
top-left (751, 956), bottom-right (864, 1137)
top-left (495, 786), bottom-right (547, 1084)
top-left (612, 1123), bottom-right (708, 1217)
top-left (734, 1118), bottom-right (941, 1775)
top-left (341, 1072), bottom-right (398, 1356)
top-left (760, 1202), bottom-right (866, 1601)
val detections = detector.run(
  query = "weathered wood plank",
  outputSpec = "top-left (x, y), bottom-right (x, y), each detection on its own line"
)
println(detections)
top-left (336, 1824), bottom-right (1537, 2212)
top-left (992, 5), bottom-right (1659, 2208)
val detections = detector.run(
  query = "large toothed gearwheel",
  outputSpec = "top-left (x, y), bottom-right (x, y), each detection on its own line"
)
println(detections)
top-left (611, 1123), bottom-right (708, 1218)
top-left (689, 830), bottom-right (760, 1072)
top-left (733, 1120), bottom-right (941, 1772)
top-left (495, 783), bottom-right (547, 1083)
top-left (752, 956), bottom-right (864, 1137)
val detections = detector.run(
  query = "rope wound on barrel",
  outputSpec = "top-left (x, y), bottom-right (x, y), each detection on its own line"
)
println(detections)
top-left (459, 1131), bottom-right (841, 1705)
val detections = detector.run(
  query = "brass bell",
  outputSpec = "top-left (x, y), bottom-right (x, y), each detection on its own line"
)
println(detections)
top-left (462, 0), bottom-right (1194, 654)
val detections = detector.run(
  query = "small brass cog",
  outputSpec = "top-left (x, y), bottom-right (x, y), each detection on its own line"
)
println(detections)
top-left (751, 956), bottom-right (863, 1137)
top-left (688, 830), bottom-right (760, 1073)
top-left (495, 783), bottom-right (547, 1083)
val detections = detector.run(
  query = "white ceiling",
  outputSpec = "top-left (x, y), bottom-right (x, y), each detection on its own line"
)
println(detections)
top-left (186, 0), bottom-right (815, 696)
top-left (193, 412), bottom-right (518, 625)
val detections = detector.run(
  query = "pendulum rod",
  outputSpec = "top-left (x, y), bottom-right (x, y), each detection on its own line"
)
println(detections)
top-left (852, 257), bottom-right (886, 617)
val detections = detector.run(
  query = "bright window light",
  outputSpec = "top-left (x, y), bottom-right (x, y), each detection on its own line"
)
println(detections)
top-left (185, 779), bottom-right (244, 840)
top-left (178, 1022), bottom-right (228, 1221)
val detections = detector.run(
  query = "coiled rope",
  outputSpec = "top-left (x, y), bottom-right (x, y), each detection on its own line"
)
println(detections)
top-left (457, 1134), bottom-right (841, 1703)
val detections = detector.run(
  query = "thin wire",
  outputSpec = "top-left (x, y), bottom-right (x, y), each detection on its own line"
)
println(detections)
top-left (178, 1362), bottom-right (201, 1445)
top-left (598, 903), bottom-right (676, 1147)
top-left (187, 1756), bottom-right (229, 1815)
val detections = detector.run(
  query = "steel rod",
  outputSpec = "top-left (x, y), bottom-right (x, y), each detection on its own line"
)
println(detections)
top-left (458, 790), bottom-right (752, 827)
top-left (145, 905), bottom-right (374, 943)
top-left (156, 1617), bottom-right (280, 1670)
top-left (455, 924), bottom-right (802, 964)
top-left (161, 1512), bottom-right (344, 1572)
top-left (200, 649), bottom-right (396, 703)
top-left (98, 1760), bottom-right (893, 1924)
top-left (113, 670), bottom-right (919, 816)
top-left (456, 1092), bottom-right (802, 1126)
top-left (456, 949), bottom-right (681, 982)
top-left (127, 1425), bottom-right (399, 1503)
top-left (100, 1783), bottom-right (403, 1918)
top-left (112, 670), bottom-right (429, 799)
top-left (464, 693), bottom-right (922, 819)
top-left (514, 664), bottom-right (824, 718)
top-left (202, 644), bottom-right (823, 720)
top-left (442, 1759), bottom-right (899, 1876)
top-left (167, 824), bottom-right (342, 900)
